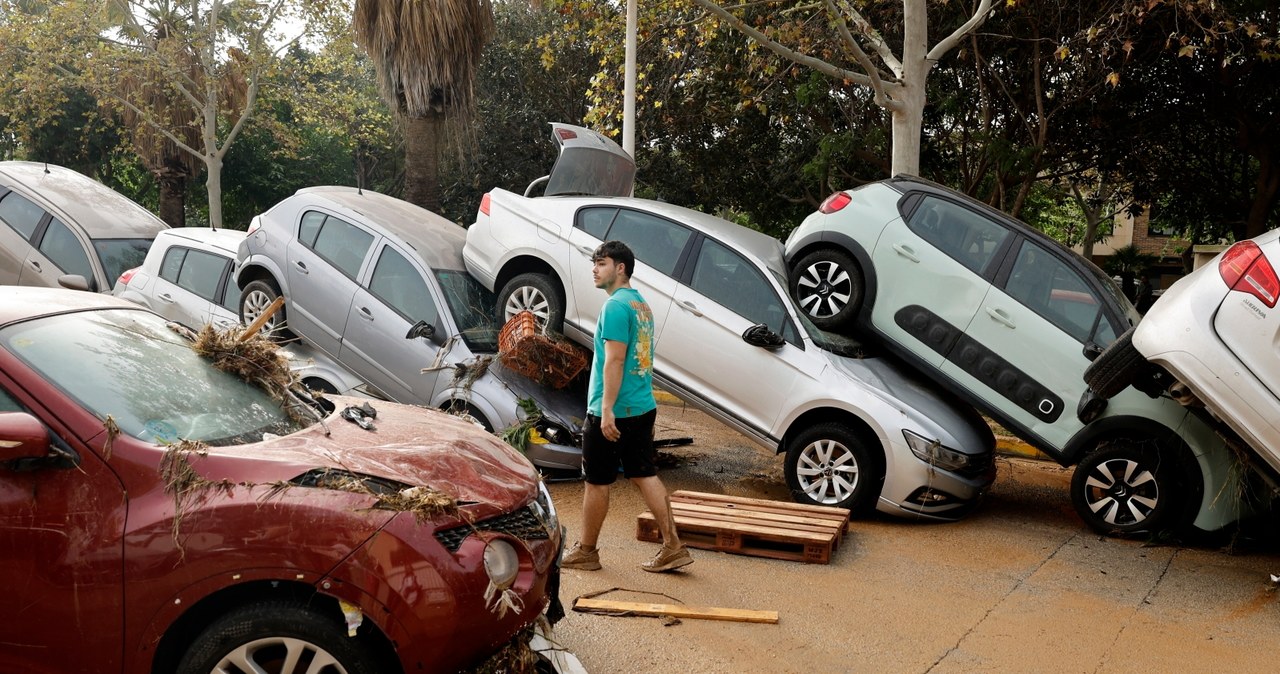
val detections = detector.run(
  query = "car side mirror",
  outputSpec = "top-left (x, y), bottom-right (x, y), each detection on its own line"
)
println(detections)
top-left (1082, 341), bottom-right (1105, 362)
top-left (742, 323), bottom-right (786, 350)
top-left (406, 320), bottom-right (445, 347)
top-left (0, 412), bottom-right (58, 470)
top-left (57, 274), bottom-right (93, 292)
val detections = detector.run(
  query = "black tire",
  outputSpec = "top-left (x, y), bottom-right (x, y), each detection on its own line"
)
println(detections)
top-left (1071, 440), bottom-right (1178, 536)
top-left (784, 422), bottom-right (884, 513)
top-left (302, 377), bottom-right (339, 395)
top-left (441, 400), bottom-right (493, 432)
top-left (790, 248), bottom-right (864, 332)
top-left (1083, 327), bottom-right (1144, 399)
top-left (177, 600), bottom-right (384, 674)
top-left (497, 272), bottom-right (564, 334)
top-left (239, 278), bottom-right (293, 341)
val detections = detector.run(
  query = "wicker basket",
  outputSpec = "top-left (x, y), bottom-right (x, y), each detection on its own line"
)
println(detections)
top-left (497, 311), bottom-right (589, 389)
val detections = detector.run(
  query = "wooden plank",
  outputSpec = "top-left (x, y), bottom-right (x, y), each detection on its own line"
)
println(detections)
top-left (669, 502), bottom-right (845, 534)
top-left (573, 598), bottom-right (778, 624)
top-left (639, 511), bottom-right (833, 543)
top-left (636, 517), bottom-right (834, 564)
top-left (672, 490), bottom-right (851, 522)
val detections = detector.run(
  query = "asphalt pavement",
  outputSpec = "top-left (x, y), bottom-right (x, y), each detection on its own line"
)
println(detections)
top-left (544, 400), bottom-right (1280, 673)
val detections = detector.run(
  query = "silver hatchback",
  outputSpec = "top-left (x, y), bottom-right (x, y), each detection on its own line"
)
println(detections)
top-left (234, 187), bottom-right (584, 471)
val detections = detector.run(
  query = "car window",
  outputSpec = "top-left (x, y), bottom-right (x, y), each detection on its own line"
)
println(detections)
top-left (309, 215), bottom-right (374, 280)
top-left (38, 218), bottom-right (95, 282)
top-left (691, 238), bottom-right (794, 344)
top-left (369, 245), bottom-right (437, 324)
top-left (94, 239), bottom-right (153, 286)
top-left (159, 246), bottom-right (186, 282)
top-left (0, 190), bottom-right (46, 240)
top-left (299, 210), bottom-right (325, 247)
top-left (906, 196), bottom-right (1010, 275)
top-left (578, 207), bottom-right (616, 239)
top-left (174, 248), bottom-right (230, 303)
top-left (606, 210), bottom-right (691, 276)
top-left (436, 269), bottom-right (499, 352)
top-left (1004, 241), bottom-right (1105, 343)
top-left (0, 385), bottom-right (21, 412)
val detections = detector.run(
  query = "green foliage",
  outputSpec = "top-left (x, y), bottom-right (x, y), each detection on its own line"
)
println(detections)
top-left (498, 397), bottom-right (544, 451)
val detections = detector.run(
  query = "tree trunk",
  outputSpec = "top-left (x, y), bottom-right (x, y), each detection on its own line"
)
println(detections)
top-left (156, 166), bottom-right (186, 228)
top-left (1244, 151), bottom-right (1279, 241)
top-left (404, 113), bottom-right (442, 212)
top-left (891, 0), bottom-right (929, 178)
top-left (206, 154), bottom-right (223, 229)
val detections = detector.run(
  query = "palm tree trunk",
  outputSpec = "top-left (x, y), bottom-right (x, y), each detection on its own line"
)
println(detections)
top-left (404, 113), bottom-right (442, 212)
top-left (156, 164), bottom-right (187, 228)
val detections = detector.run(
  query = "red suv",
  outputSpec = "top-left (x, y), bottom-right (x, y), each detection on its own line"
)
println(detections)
top-left (0, 287), bottom-right (562, 673)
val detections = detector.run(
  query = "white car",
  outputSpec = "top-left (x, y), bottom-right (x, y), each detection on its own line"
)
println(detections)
top-left (463, 123), bottom-right (997, 519)
top-left (111, 227), bottom-right (369, 398)
top-left (0, 161), bottom-right (167, 293)
top-left (233, 187), bottom-right (588, 472)
top-left (1086, 233), bottom-right (1280, 484)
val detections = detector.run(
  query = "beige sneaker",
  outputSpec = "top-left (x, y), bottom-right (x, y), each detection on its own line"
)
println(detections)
top-left (641, 544), bottom-right (693, 573)
top-left (560, 543), bottom-right (602, 570)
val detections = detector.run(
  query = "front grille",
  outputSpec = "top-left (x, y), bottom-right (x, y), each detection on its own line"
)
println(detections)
top-left (434, 505), bottom-right (550, 552)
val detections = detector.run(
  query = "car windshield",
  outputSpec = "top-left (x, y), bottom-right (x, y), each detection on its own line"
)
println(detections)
top-left (0, 308), bottom-right (308, 445)
top-left (94, 238), bottom-right (153, 285)
top-left (436, 269), bottom-right (500, 352)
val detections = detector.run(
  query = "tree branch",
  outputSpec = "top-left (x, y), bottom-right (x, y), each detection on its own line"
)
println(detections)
top-left (833, 0), bottom-right (901, 75)
top-left (824, 0), bottom-right (894, 109)
top-left (927, 0), bottom-right (996, 62)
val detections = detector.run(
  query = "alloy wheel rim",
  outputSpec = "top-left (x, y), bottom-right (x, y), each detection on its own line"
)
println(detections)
top-left (796, 261), bottom-right (852, 318)
top-left (505, 286), bottom-right (551, 324)
top-left (1083, 457), bottom-right (1159, 527)
top-left (213, 636), bottom-right (347, 674)
top-left (795, 438), bottom-right (860, 505)
top-left (243, 290), bottom-right (277, 328)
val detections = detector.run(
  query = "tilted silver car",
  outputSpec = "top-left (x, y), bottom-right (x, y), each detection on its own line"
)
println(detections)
top-left (463, 123), bottom-right (996, 519)
top-left (0, 161), bottom-right (167, 292)
top-left (782, 176), bottom-right (1257, 536)
top-left (233, 187), bottom-right (584, 471)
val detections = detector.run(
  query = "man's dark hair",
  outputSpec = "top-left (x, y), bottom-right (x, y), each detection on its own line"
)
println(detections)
top-left (593, 240), bottom-right (636, 278)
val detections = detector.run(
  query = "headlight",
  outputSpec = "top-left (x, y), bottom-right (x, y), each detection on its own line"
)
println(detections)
top-left (532, 480), bottom-right (559, 534)
top-left (903, 430), bottom-right (972, 472)
top-left (483, 539), bottom-right (520, 589)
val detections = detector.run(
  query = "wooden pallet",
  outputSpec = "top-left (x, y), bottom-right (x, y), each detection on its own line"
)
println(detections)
top-left (636, 490), bottom-right (850, 564)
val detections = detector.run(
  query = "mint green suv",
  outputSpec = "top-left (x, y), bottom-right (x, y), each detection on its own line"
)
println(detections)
top-left (784, 176), bottom-right (1261, 537)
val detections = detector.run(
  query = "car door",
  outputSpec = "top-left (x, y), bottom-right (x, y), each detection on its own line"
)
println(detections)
top-left (0, 189), bottom-right (43, 285)
top-left (285, 211), bottom-right (375, 355)
top-left (149, 245), bottom-right (237, 330)
top-left (870, 194), bottom-right (1013, 368)
top-left (942, 238), bottom-right (1122, 450)
top-left (21, 217), bottom-right (99, 291)
top-left (0, 381), bottom-right (127, 673)
top-left (338, 242), bottom-right (448, 405)
top-left (663, 237), bottom-right (801, 434)
top-left (566, 207), bottom-right (690, 346)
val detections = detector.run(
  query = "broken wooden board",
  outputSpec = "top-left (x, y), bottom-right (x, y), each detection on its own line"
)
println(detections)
top-left (573, 597), bottom-right (778, 624)
top-left (636, 490), bottom-right (850, 564)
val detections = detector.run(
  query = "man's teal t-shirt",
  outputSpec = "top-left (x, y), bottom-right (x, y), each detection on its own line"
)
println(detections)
top-left (587, 286), bottom-right (657, 418)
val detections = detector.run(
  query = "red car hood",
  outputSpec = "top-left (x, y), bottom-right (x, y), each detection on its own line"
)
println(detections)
top-left (196, 396), bottom-right (539, 510)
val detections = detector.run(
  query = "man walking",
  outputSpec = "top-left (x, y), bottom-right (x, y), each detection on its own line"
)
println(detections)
top-left (560, 241), bottom-right (693, 573)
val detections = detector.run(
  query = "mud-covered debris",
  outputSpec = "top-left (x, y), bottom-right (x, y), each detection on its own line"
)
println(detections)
top-left (374, 485), bottom-right (459, 522)
top-left (471, 624), bottom-right (539, 674)
top-left (158, 439), bottom-right (211, 549)
top-left (192, 324), bottom-right (294, 400)
top-left (101, 414), bottom-right (120, 461)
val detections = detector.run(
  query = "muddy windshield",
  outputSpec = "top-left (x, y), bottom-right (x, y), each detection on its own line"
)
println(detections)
top-left (0, 309), bottom-right (307, 445)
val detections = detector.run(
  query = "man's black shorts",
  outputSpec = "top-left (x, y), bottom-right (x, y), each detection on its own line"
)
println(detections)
top-left (581, 408), bottom-right (658, 485)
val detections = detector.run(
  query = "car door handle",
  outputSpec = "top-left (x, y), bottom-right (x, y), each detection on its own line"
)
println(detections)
top-left (985, 307), bottom-right (1016, 329)
top-left (679, 300), bottom-right (703, 317)
top-left (293, 261), bottom-right (309, 274)
top-left (892, 243), bottom-right (919, 263)
top-left (28, 259), bottom-right (41, 272)
top-left (358, 306), bottom-right (374, 321)
top-left (158, 293), bottom-right (176, 304)
top-left (577, 245), bottom-right (594, 256)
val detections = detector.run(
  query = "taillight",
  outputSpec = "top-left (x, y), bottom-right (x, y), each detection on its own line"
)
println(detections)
top-left (555, 128), bottom-right (578, 142)
top-left (118, 268), bottom-right (137, 286)
top-left (479, 193), bottom-right (491, 216)
top-left (1219, 240), bottom-right (1279, 308)
top-left (819, 192), bottom-right (852, 214)
top-left (246, 216), bottom-right (261, 235)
